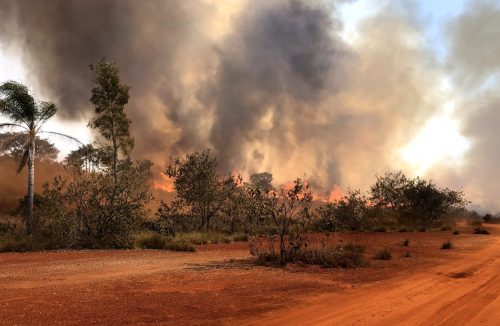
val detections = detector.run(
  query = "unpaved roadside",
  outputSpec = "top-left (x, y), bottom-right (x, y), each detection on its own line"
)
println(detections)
top-left (255, 225), bottom-right (500, 325)
top-left (0, 230), bottom-right (495, 325)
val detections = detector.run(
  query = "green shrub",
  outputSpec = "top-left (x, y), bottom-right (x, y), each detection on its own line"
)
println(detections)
top-left (0, 222), bottom-right (15, 234)
top-left (256, 252), bottom-right (280, 264)
top-left (0, 236), bottom-right (35, 252)
top-left (293, 244), bottom-right (366, 268)
top-left (398, 227), bottom-right (408, 233)
top-left (134, 232), bottom-right (196, 252)
top-left (374, 248), bottom-right (392, 260)
top-left (343, 242), bottom-right (367, 254)
top-left (164, 239), bottom-right (196, 252)
top-left (418, 227), bottom-right (427, 232)
top-left (402, 239), bottom-right (410, 247)
top-left (254, 243), bottom-right (366, 268)
top-left (232, 233), bottom-right (249, 242)
top-left (403, 251), bottom-right (411, 258)
top-left (474, 227), bottom-right (490, 235)
top-left (452, 230), bottom-right (460, 235)
top-left (135, 232), bottom-right (166, 249)
top-left (441, 241), bottom-right (453, 249)
top-left (175, 232), bottom-right (232, 245)
top-left (373, 227), bottom-right (386, 233)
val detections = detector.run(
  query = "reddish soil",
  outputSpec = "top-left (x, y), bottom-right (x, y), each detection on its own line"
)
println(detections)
top-left (0, 225), bottom-right (498, 325)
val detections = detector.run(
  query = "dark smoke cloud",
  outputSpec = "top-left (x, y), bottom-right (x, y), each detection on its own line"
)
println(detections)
top-left (0, 0), bottom-right (215, 163)
top-left (0, 0), bottom-right (451, 198)
top-left (205, 0), bottom-right (350, 181)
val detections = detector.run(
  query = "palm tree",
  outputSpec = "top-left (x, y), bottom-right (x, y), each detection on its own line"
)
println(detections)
top-left (0, 81), bottom-right (79, 235)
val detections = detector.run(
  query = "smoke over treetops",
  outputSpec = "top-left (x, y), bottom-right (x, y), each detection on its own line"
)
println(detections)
top-left (0, 0), bottom-right (498, 210)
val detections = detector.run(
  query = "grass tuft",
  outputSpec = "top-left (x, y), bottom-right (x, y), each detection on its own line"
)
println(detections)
top-left (374, 248), bottom-right (392, 260)
top-left (135, 232), bottom-right (196, 252)
top-left (473, 227), bottom-right (490, 235)
top-left (441, 241), bottom-right (453, 250)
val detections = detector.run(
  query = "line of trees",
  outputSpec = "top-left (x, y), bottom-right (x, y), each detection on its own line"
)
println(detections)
top-left (1, 59), bottom-right (152, 248)
top-left (0, 59), bottom-right (468, 256)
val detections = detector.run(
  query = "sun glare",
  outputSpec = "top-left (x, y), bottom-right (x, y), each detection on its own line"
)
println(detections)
top-left (0, 44), bottom-right (27, 82)
top-left (0, 47), bottom-right (92, 159)
top-left (400, 114), bottom-right (470, 175)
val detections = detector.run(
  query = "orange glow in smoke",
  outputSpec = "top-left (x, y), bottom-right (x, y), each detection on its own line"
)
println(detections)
top-left (312, 185), bottom-right (345, 203)
top-left (328, 186), bottom-right (344, 202)
top-left (153, 173), bottom-right (175, 192)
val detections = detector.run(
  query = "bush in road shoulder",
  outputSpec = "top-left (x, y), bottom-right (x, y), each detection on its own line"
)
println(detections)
top-left (164, 239), bottom-right (196, 252)
top-left (374, 248), bottom-right (392, 260)
top-left (250, 236), bottom-right (366, 268)
top-left (134, 232), bottom-right (195, 252)
top-left (174, 231), bottom-right (233, 245)
top-left (474, 227), bottom-right (490, 235)
top-left (441, 241), bottom-right (453, 249)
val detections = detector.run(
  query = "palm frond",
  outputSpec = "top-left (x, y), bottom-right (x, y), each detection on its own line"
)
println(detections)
top-left (17, 146), bottom-right (30, 174)
top-left (39, 130), bottom-right (83, 145)
top-left (35, 102), bottom-right (57, 129)
top-left (0, 99), bottom-right (30, 126)
top-left (0, 123), bottom-right (28, 131)
top-left (0, 81), bottom-right (36, 125)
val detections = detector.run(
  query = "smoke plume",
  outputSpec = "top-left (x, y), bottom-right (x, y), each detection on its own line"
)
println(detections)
top-left (1, 0), bottom-right (496, 208)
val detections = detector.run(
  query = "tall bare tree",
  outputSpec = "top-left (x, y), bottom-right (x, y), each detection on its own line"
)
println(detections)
top-left (0, 81), bottom-right (78, 234)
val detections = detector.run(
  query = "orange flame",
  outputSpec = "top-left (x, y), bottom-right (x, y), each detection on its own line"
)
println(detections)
top-left (153, 172), bottom-right (175, 192)
top-left (312, 185), bottom-right (345, 203)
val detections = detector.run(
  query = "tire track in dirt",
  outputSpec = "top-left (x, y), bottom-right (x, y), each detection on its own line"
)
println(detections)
top-left (254, 226), bottom-right (500, 326)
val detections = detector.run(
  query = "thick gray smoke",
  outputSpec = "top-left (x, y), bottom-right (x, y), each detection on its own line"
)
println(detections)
top-left (0, 0), bottom-right (470, 201)
top-left (0, 0), bottom-right (216, 164)
top-left (205, 0), bottom-right (350, 179)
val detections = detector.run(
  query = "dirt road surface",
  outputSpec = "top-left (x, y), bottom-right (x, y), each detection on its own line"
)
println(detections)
top-left (0, 227), bottom-right (498, 325)
top-left (258, 225), bottom-right (500, 325)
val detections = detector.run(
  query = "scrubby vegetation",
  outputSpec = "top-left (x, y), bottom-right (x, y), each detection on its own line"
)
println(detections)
top-left (134, 232), bottom-right (196, 252)
top-left (251, 238), bottom-right (366, 268)
top-left (0, 60), bottom-right (480, 266)
top-left (473, 227), bottom-right (490, 235)
top-left (374, 248), bottom-right (392, 260)
top-left (441, 241), bottom-right (453, 249)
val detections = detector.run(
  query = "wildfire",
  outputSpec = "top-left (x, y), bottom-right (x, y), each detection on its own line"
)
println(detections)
top-left (311, 186), bottom-right (345, 203)
top-left (153, 172), bottom-right (345, 202)
top-left (280, 180), bottom-right (345, 203)
top-left (153, 173), bottom-right (175, 193)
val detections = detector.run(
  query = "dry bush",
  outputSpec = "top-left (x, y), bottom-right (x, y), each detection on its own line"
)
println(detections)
top-left (441, 241), bottom-right (453, 249)
top-left (250, 236), bottom-right (366, 268)
top-left (374, 248), bottom-right (392, 260)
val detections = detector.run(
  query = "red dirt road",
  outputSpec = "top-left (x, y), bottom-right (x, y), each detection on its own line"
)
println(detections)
top-left (257, 225), bottom-right (500, 325)
top-left (0, 227), bottom-right (497, 325)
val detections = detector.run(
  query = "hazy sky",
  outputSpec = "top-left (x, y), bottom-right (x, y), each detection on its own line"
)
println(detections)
top-left (0, 0), bottom-right (499, 211)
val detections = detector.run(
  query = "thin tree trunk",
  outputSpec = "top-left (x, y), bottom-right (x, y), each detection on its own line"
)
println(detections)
top-left (26, 140), bottom-right (35, 235)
